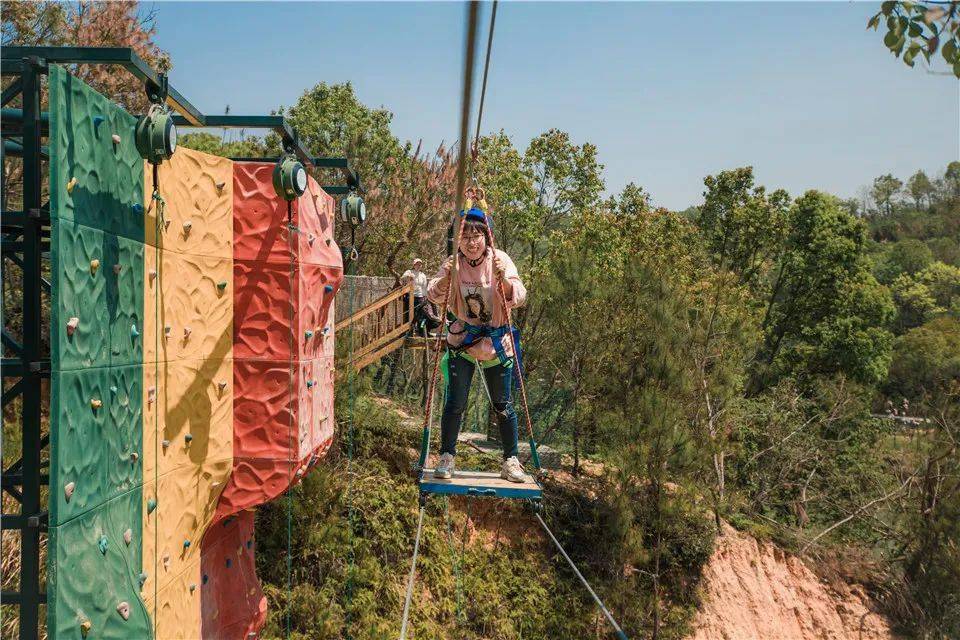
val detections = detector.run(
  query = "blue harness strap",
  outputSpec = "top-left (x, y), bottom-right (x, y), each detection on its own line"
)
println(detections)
top-left (452, 323), bottom-right (525, 383)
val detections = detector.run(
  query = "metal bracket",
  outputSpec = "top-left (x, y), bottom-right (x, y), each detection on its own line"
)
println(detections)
top-left (145, 72), bottom-right (169, 105)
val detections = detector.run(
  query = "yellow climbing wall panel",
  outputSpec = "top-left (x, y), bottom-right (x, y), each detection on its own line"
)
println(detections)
top-left (141, 147), bottom-right (234, 639)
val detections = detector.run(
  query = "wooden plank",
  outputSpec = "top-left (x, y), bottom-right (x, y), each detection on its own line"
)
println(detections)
top-left (420, 469), bottom-right (542, 500)
top-left (335, 282), bottom-right (412, 331)
top-left (352, 334), bottom-right (406, 371)
top-left (352, 323), bottom-right (410, 362)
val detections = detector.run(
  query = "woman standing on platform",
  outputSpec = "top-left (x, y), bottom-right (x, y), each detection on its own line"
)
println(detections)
top-left (426, 207), bottom-right (527, 483)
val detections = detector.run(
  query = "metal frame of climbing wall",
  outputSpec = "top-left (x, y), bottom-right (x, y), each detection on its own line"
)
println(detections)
top-left (0, 46), bottom-right (361, 640)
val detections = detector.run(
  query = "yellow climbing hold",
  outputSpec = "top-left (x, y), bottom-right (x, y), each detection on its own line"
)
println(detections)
top-left (66, 177), bottom-right (78, 193)
top-left (90, 399), bottom-right (102, 410)
top-left (80, 619), bottom-right (92, 637)
top-left (89, 259), bottom-right (100, 275)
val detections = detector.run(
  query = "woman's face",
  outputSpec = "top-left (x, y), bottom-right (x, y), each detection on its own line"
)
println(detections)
top-left (460, 227), bottom-right (487, 259)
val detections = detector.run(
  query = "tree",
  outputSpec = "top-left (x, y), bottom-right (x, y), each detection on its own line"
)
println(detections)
top-left (473, 131), bottom-right (536, 257)
top-left (521, 129), bottom-right (604, 265)
top-left (867, 1), bottom-right (960, 78)
top-left (886, 317), bottom-right (960, 398)
top-left (179, 131), bottom-right (268, 158)
top-left (756, 191), bottom-right (895, 388)
top-left (907, 170), bottom-right (935, 209)
top-left (945, 160), bottom-right (960, 198)
top-left (871, 174), bottom-right (903, 216)
top-left (696, 167), bottom-right (790, 287)
top-left (875, 238), bottom-right (935, 283)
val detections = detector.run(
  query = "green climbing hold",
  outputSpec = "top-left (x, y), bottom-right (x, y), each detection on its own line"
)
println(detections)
top-left (216, 281), bottom-right (228, 291)
top-left (98, 535), bottom-right (108, 555)
top-left (305, 330), bottom-right (314, 339)
top-left (185, 433), bottom-right (194, 443)
top-left (147, 499), bottom-right (157, 514)
top-left (183, 539), bottom-right (191, 548)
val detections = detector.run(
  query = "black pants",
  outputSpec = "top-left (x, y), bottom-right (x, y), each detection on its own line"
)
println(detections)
top-left (440, 353), bottom-right (519, 459)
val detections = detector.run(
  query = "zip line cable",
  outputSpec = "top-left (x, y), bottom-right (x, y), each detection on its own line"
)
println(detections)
top-left (473, 0), bottom-right (499, 152)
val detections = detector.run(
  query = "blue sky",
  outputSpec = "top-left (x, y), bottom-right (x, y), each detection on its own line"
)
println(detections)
top-left (151, 1), bottom-right (959, 210)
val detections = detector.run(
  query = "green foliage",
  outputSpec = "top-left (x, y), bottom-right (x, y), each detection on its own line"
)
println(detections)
top-left (178, 131), bottom-right (269, 158)
top-left (868, 1), bottom-right (960, 77)
top-left (697, 167), bottom-right (789, 286)
top-left (874, 238), bottom-right (934, 284)
top-left (870, 173), bottom-right (903, 216)
top-left (759, 191), bottom-right (895, 387)
top-left (474, 131), bottom-right (537, 257)
top-left (906, 170), bottom-right (935, 208)
top-left (886, 316), bottom-right (960, 398)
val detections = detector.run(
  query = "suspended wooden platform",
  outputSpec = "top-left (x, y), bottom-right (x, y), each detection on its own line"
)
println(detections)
top-left (419, 469), bottom-right (542, 500)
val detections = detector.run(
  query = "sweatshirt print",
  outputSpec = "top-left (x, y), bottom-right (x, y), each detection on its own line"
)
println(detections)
top-left (426, 248), bottom-right (527, 363)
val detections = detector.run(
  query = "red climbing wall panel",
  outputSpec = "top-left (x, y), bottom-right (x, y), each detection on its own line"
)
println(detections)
top-left (199, 163), bottom-right (341, 639)
top-left (200, 511), bottom-right (265, 640)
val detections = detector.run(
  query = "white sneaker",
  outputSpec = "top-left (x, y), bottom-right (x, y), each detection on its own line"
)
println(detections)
top-left (435, 453), bottom-right (455, 479)
top-left (501, 456), bottom-right (525, 483)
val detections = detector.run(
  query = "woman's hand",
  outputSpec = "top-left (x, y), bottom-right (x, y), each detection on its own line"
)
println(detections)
top-left (442, 255), bottom-right (455, 272)
top-left (493, 254), bottom-right (507, 279)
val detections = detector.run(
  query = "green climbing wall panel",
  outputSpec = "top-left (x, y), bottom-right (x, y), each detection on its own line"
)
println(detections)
top-left (47, 64), bottom-right (150, 639)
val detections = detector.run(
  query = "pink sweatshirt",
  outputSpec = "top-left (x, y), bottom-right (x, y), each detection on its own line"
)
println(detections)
top-left (426, 248), bottom-right (527, 362)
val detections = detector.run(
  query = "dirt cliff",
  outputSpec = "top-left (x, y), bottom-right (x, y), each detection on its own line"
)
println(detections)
top-left (688, 523), bottom-right (894, 640)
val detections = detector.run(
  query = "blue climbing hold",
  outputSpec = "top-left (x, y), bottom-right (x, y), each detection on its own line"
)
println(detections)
top-left (138, 572), bottom-right (148, 587)
top-left (183, 539), bottom-right (191, 549)
top-left (130, 203), bottom-right (144, 215)
top-left (147, 499), bottom-right (157, 514)
top-left (93, 115), bottom-right (105, 127)
top-left (98, 535), bottom-right (108, 555)
top-left (130, 324), bottom-right (139, 338)
top-left (324, 284), bottom-right (334, 293)
top-left (225, 558), bottom-right (231, 568)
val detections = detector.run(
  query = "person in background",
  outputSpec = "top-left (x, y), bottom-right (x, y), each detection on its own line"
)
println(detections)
top-left (401, 258), bottom-right (429, 335)
top-left (427, 208), bottom-right (528, 483)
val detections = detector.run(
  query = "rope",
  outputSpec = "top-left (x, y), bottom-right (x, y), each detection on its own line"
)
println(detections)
top-left (399, 505), bottom-right (427, 639)
top-left (285, 201), bottom-right (296, 637)
top-left (345, 234), bottom-right (359, 638)
top-left (534, 513), bottom-right (629, 640)
top-left (472, 0), bottom-right (499, 153)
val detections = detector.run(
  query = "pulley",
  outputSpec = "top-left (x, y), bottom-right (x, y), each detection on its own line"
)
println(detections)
top-left (135, 105), bottom-right (177, 164)
top-left (272, 154), bottom-right (308, 201)
top-left (339, 193), bottom-right (366, 226)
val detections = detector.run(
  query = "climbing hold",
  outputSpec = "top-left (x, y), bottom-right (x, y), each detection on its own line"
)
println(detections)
top-left (116, 601), bottom-right (130, 621)
top-left (147, 387), bottom-right (156, 405)
top-left (130, 202), bottom-right (144, 215)
top-left (113, 264), bottom-right (122, 275)
top-left (308, 233), bottom-right (316, 245)
top-left (202, 574), bottom-right (209, 584)
top-left (161, 439), bottom-right (170, 448)
top-left (111, 133), bottom-right (121, 145)
top-left (183, 326), bottom-right (192, 339)
top-left (163, 555), bottom-right (170, 570)
top-left (149, 269), bottom-right (157, 281)
top-left (322, 326), bottom-right (330, 335)
top-left (124, 529), bottom-right (132, 546)
top-left (98, 535), bottom-right (108, 555)
top-left (89, 259), bottom-right (100, 275)
top-left (109, 386), bottom-right (118, 394)
top-left (183, 539), bottom-right (191, 549)
top-left (93, 115), bottom-right (105, 127)
top-left (147, 499), bottom-right (157, 514)
top-left (216, 181), bottom-right (226, 193)
top-left (326, 237), bottom-right (332, 245)
top-left (246, 539), bottom-right (253, 549)
top-left (184, 433), bottom-right (194, 443)
top-left (129, 452), bottom-right (139, 462)
top-left (64, 482), bottom-right (75, 501)
top-left (225, 558), bottom-right (231, 568)
top-left (306, 380), bottom-right (315, 389)
top-left (211, 481), bottom-right (221, 488)
top-left (80, 619), bottom-right (92, 638)
top-left (324, 284), bottom-right (334, 293)
top-left (305, 330), bottom-right (314, 339)
top-left (66, 177), bottom-right (78, 193)
top-left (189, 583), bottom-right (197, 593)
top-left (217, 381), bottom-right (228, 394)
top-left (130, 324), bottom-right (139, 338)
top-left (216, 281), bottom-right (228, 292)
top-left (90, 398), bottom-right (102, 410)
top-left (138, 572), bottom-right (148, 588)
top-left (164, 325), bottom-right (172, 338)
top-left (296, 467), bottom-right (304, 477)
top-left (182, 220), bottom-right (192, 233)
top-left (163, 219), bottom-right (171, 231)
top-left (66, 317), bottom-right (80, 337)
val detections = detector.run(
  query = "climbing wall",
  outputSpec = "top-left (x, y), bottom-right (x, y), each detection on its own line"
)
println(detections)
top-left (45, 66), bottom-right (342, 639)
top-left (47, 64), bottom-right (151, 639)
top-left (200, 162), bottom-right (341, 639)
top-left (141, 147), bottom-right (235, 639)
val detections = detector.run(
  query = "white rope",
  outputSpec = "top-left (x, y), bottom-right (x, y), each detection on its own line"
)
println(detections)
top-left (534, 513), bottom-right (629, 640)
top-left (399, 505), bottom-right (427, 639)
